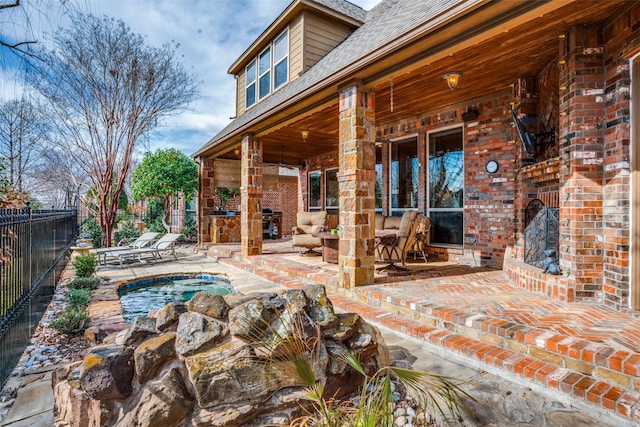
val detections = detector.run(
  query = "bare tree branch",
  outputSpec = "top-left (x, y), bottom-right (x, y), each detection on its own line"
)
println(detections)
top-left (28, 12), bottom-right (199, 245)
top-left (0, 1), bottom-right (20, 11)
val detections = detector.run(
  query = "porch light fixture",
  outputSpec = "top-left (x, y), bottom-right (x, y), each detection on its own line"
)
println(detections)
top-left (443, 71), bottom-right (463, 91)
top-left (233, 147), bottom-right (240, 156)
top-left (300, 129), bottom-right (310, 142)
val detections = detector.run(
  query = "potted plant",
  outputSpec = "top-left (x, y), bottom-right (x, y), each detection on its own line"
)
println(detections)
top-left (214, 187), bottom-right (240, 214)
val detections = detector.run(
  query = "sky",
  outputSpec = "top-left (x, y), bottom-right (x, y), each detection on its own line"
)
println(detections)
top-left (1, 0), bottom-right (381, 158)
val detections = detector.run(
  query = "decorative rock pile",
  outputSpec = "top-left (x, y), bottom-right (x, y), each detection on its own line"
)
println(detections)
top-left (53, 284), bottom-right (391, 427)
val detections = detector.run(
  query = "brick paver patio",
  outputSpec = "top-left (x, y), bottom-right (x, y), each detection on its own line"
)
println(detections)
top-left (201, 239), bottom-right (640, 423)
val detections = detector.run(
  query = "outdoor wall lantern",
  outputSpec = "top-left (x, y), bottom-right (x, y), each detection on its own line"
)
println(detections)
top-left (443, 71), bottom-right (463, 91)
top-left (300, 129), bottom-right (310, 143)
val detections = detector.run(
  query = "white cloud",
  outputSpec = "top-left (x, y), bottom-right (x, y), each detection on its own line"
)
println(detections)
top-left (2, 0), bottom-right (381, 156)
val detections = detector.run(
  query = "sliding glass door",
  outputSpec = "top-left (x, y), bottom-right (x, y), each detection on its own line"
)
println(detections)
top-left (428, 127), bottom-right (463, 246)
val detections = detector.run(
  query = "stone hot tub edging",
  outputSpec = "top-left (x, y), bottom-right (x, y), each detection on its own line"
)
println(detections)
top-left (83, 273), bottom-right (234, 343)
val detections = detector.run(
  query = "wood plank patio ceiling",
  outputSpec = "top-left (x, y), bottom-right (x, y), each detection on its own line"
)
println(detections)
top-left (219, 0), bottom-right (628, 166)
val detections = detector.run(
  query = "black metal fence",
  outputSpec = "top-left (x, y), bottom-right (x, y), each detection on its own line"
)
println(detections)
top-left (0, 208), bottom-right (78, 387)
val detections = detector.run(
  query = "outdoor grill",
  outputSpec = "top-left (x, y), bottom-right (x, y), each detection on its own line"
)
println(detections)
top-left (262, 207), bottom-right (277, 239)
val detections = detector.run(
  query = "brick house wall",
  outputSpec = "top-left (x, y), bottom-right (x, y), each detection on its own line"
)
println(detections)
top-left (375, 91), bottom-right (516, 269)
top-left (601, 6), bottom-right (638, 310)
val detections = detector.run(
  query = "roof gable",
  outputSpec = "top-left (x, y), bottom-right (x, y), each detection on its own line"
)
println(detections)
top-left (196, 0), bottom-right (470, 157)
top-left (228, 0), bottom-right (366, 75)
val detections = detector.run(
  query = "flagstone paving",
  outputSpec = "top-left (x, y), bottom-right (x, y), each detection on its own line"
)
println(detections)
top-left (202, 239), bottom-right (640, 425)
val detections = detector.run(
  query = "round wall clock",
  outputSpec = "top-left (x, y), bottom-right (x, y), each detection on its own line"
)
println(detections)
top-left (485, 160), bottom-right (499, 174)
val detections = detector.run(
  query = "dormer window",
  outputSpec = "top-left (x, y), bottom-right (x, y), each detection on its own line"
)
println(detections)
top-left (245, 28), bottom-right (289, 109)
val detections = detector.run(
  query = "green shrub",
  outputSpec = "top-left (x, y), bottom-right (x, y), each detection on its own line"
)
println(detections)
top-left (50, 307), bottom-right (89, 336)
top-left (114, 219), bottom-right (141, 245)
top-left (72, 253), bottom-right (97, 278)
top-left (68, 288), bottom-right (91, 308)
top-left (144, 198), bottom-right (166, 233)
top-left (80, 218), bottom-right (104, 248)
top-left (69, 277), bottom-right (100, 290)
top-left (182, 215), bottom-right (197, 241)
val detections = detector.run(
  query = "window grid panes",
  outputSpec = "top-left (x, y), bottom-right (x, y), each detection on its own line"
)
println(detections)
top-left (273, 30), bottom-right (288, 89)
top-left (428, 127), bottom-right (464, 246)
top-left (245, 60), bottom-right (256, 108)
top-left (244, 29), bottom-right (288, 107)
top-left (258, 47), bottom-right (271, 99)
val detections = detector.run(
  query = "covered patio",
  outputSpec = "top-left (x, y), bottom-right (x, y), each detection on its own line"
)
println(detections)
top-left (195, 0), bottom-right (638, 312)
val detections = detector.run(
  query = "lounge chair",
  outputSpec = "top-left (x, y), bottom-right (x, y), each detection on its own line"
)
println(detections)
top-left (105, 233), bottom-right (182, 267)
top-left (91, 232), bottom-right (160, 265)
top-left (291, 211), bottom-right (328, 255)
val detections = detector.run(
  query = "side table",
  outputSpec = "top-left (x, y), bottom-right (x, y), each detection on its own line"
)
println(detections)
top-left (313, 232), bottom-right (339, 264)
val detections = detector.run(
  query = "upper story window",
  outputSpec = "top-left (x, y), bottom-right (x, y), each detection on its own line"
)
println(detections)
top-left (245, 60), bottom-right (257, 108)
top-left (245, 29), bottom-right (289, 109)
top-left (273, 30), bottom-right (288, 89)
top-left (258, 47), bottom-right (271, 99)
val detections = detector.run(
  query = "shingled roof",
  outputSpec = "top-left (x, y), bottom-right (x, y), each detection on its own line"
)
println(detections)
top-left (312, 0), bottom-right (367, 22)
top-left (195, 0), bottom-right (462, 157)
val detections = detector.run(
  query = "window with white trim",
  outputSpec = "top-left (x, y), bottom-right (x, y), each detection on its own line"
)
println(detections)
top-left (244, 29), bottom-right (289, 109)
top-left (273, 30), bottom-right (288, 90)
top-left (428, 127), bottom-right (464, 246)
top-left (245, 60), bottom-right (256, 108)
top-left (325, 168), bottom-right (338, 210)
top-left (309, 170), bottom-right (322, 210)
top-left (258, 47), bottom-right (271, 99)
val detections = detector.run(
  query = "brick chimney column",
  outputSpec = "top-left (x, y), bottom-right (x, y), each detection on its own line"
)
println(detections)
top-left (241, 134), bottom-right (263, 256)
top-left (337, 81), bottom-right (376, 288)
top-left (558, 25), bottom-right (605, 303)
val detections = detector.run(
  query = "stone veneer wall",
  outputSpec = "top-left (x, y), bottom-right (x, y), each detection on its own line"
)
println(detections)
top-left (198, 158), bottom-right (298, 242)
top-left (210, 216), bottom-right (241, 243)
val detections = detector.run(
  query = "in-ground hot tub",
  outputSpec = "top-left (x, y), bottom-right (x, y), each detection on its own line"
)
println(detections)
top-left (118, 275), bottom-right (235, 323)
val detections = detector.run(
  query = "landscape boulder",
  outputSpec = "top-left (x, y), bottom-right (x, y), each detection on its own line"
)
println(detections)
top-left (53, 284), bottom-right (389, 426)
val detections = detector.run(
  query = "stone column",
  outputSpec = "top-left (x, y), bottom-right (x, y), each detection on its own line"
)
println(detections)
top-left (197, 157), bottom-right (216, 243)
top-left (337, 81), bottom-right (376, 288)
top-left (558, 25), bottom-right (605, 303)
top-left (241, 134), bottom-right (263, 256)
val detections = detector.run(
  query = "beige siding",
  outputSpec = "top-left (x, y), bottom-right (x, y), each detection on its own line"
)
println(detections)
top-left (289, 14), bottom-right (304, 81)
top-left (236, 68), bottom-right (246, 116)
top-left (304, 12), bottom-right (354, 71)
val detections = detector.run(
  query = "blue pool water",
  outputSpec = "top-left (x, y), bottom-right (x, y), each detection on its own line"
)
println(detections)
top-left (119, 275), bottom-right (235, 323)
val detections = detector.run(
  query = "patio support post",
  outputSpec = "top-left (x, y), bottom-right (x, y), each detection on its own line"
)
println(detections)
top-left (337, 80), bottom-right (376, 288)
top-left (197, 157), bottom-right (216, 243)
top-left (558, 25), bottom-right (605, 304)
top-left (241, 133), bottom-right (263, 256)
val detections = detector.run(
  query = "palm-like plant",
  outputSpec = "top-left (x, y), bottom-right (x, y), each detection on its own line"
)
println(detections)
top-left (247, 305), bottom-right (474, 427)
top-left (290, 351), bottom-right (473, 427)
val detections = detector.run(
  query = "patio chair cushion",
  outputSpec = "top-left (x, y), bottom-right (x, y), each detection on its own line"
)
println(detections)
top-left (294, 211), bottom-right (328, 235)
top-left (375, 210), bottom-right (419, 271)
top-left (374, 214), bottom-right (404, 235)
top-left (292, 211), bottom-right (328, 252)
